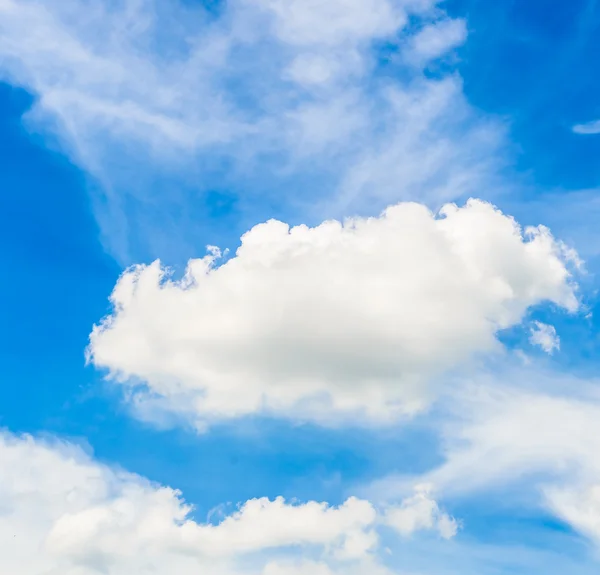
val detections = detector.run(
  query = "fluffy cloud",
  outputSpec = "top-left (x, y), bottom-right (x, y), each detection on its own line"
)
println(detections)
top-left (262, 559), bottom-right (394, 575)
top-left (0, 0), bottom-right (502, 261)
top-left (385, 485), bottom-right (458, 539)
top-left (0, 430), bottom-right (448, 574)
top-left (405, 18), bottom-right (467, 65)
top-left (187, 496), bottom-right (378, 559)
top-left (88, 199), bottom-right (579, 428)
top-left (529, 321), bottom-right (560, 354)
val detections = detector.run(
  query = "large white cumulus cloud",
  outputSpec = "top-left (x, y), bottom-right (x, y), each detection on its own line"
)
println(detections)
top-left (89, 199), bottom-right (579, 427)
top-left (0, 431), bottom-right (453, 575)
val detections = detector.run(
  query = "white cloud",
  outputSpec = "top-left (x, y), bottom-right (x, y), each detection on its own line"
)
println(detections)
top-left (251, 0), bottom-right (404, 47)
top-left (572, 120), bottom-right (600, 135)
top-left (370, 377), bottom-right (600, 549)
top-left (262, 559), bottom-right (394, 575)
top-left (188, 496), bottom-right (378, 559)
top-left (263, 561), bottom-right (336, 575)
top-left (545, 484), bottom-right (600, 545)
top-left (0, 430), bottom-right (448, 575)
top-left (385, 485), bottom-right (458, 539)
top-left (0, 0), bottom-right (504, 262)
top-left (529, 321), bottom-right (560, 354)
top-left (405, 18), bottom-right (467, 65)
top-left (417, 383), bottom-right (600, 495)
top-left (88, 199), bottom-right (579, 428)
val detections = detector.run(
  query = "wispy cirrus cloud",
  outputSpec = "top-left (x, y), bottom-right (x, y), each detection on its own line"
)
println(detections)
top-left (366, 369), bottom-right (600, 557)
top-left (573, 119), bottom-right (600, 135)
top-left (0, 0), bottom-right (504, 262)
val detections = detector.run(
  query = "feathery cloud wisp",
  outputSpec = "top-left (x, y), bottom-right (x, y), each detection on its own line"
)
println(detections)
top-left (0, 0), bottom-right (502, 262)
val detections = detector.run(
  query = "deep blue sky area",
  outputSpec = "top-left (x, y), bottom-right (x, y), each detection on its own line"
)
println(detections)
top-left (0, 84), bottom-right (117, 433)
top-left (448, 0), bottom-right (600, 190)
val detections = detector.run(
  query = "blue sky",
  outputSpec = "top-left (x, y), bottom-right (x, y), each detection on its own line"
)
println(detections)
top-left (1, 1), bottom-right (600, 574)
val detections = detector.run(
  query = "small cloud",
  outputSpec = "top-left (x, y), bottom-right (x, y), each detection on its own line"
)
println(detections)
top-left (529, 321), bottom-right (560, 355)
top-left (572, 120), bottom-right (600, 135)
top-left (385, 484), bottom-right (459, 539)
top-left (406, 18), bottom-right (467, 65)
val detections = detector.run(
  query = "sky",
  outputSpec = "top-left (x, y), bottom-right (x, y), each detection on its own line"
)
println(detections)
top-left (1, 0), bottom-right (600, 573)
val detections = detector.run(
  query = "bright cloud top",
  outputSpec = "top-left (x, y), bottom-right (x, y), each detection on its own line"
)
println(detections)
top-left (88, 199), bottom-right (579, 428)
top-left (0, 0), bottom-right (499, 261)
top-left (0, 431), bottom-right (453, 575)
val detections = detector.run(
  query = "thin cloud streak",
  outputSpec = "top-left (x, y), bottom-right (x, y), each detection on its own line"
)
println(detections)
top-left (573, 119), bottom-right (600, 134)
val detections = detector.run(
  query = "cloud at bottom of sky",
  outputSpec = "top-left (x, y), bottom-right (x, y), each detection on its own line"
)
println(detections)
top-left (0, 430), bottom-right (456, 575)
